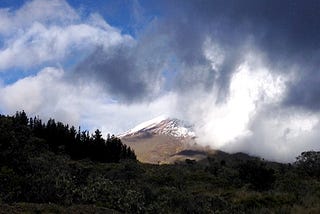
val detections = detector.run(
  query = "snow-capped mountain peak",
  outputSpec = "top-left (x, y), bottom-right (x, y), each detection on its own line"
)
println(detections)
top-left (119, 116), bottom-right (195, 138)
top-left (125, 115), bottom-right (168, 135)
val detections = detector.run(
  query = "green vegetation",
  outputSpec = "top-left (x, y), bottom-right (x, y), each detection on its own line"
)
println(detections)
top-left (1, 111), bottom-right (320, 213)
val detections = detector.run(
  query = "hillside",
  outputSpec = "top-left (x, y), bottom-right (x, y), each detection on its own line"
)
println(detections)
top-left (1, 112), bottom-right (320, 213)
top-left (120, 117), bottom-right (211, 164)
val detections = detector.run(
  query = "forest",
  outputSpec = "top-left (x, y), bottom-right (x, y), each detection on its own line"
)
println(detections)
top-left (1, 111), bottom-right (320, 213)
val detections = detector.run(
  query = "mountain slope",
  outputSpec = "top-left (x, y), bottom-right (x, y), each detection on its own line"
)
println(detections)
top-left (119, 116), bottom-right (211, 164)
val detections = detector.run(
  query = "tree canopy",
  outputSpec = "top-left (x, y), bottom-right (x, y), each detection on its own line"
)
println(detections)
top-left (1, 111), bottom-right (136, 163)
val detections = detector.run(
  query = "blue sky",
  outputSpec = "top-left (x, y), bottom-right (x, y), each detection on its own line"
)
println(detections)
top-left (0, 0), bottom-right (320, 162)
top-left (68, 0), bottom-right (140, 35)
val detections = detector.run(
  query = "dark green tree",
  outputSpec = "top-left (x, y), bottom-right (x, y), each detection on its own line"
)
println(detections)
top-left (295, 151), bottom-right (320, 178)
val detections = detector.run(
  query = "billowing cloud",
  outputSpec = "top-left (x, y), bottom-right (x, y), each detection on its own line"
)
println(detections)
top-left (75, 30), bottom-right (169, 102)
top-left (140, 0), bottom-right (320, 161)
top-left (0, 0), bottom-right (132, 70)
top-left (0, 0), bottom-right (78, 34)
top-left (0, 66), bottom-right (176, 134)
top-left (222, 107), bottom-right (320, 162)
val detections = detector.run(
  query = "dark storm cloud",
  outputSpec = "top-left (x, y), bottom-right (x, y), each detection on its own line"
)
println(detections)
top-left (76, 0), bottom-right (320, 108)
top-left (160, 0), bottom-right (320, 109)
top-left (165, 0), bottom-right (320, 53)
top-left (284, 65), bottom-right (320, 111)
top-left (76, 46), bottom-right (147, 102)
top-left (75, 33), bottom-right (168, 102)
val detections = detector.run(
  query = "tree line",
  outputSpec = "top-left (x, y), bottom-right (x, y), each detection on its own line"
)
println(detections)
top-left (8, 111), bottom-right (136, 163)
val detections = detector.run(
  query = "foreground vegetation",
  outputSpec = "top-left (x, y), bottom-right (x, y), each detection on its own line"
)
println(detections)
top-left (1, 112), bottom-right (320, 213)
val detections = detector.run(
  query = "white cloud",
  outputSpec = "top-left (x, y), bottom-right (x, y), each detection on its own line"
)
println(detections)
top-left (0, 0), bottom-right (170, 135)
top-left (0, 0), bottom-right (133, 71)
top-left (0, 67), bottom-right (74, 118)
top-left (0, 0), bottom-right (78, 35)
top-left (0, 66), bottom-right (176, 135)
top-left (224, 108), bottom-right (320, 162)
top-left (85, 92), bottom-right (177, 135)
top-left (183, 49), bottom-right (287, 146)
top-left (177, 46), bottom-right (320, 162)
top-left (203, 37), bottom-right (225, 75)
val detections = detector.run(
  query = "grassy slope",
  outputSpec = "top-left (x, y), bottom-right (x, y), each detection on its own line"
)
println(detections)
top-left (122, 134), bottom-right (207, 164)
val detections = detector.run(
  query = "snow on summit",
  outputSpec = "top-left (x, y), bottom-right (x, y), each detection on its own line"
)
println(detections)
top-left (118, 116), bottom-right (195, 138)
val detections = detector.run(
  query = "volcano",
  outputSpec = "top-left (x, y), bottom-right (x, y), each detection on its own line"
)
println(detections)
top-left (119, 116), bottom-right (212, 164)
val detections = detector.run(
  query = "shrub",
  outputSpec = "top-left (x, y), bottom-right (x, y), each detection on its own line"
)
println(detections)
top-left (239, 160), bottom-right (275, 191)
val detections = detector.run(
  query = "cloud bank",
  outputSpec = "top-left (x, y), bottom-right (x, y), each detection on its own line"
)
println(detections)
top-left (1, 0), bottom-right (320, 162)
